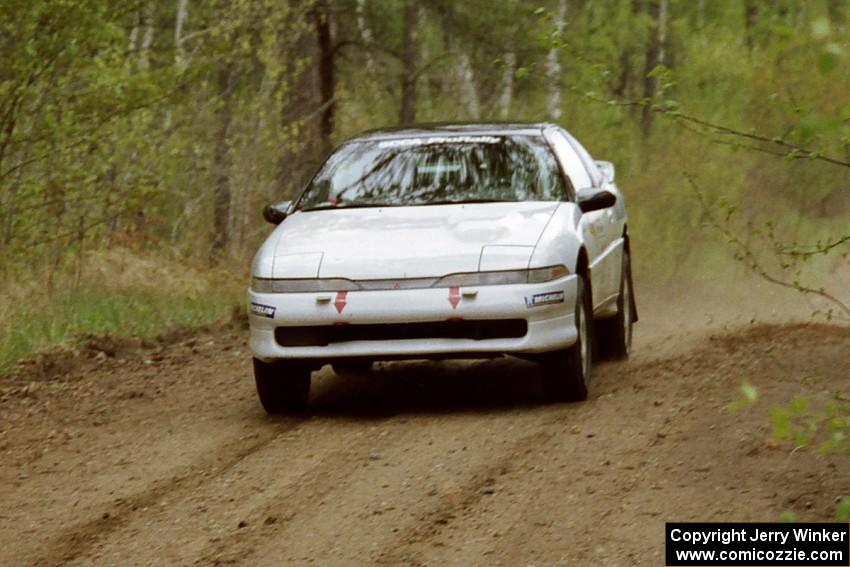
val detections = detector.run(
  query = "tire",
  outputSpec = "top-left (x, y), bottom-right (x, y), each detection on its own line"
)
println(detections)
top-left (597, 248), bottom-right (635, 361)
top-left (331, 360), bottom-right (374, 375)
top-left (542, 274), bottom-right (592, 402)
top-left (253, 358), bottom-right (311, 415)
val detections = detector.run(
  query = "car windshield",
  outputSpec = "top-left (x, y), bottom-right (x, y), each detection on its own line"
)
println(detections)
top-left (297, 135), bottom-right (566, 210)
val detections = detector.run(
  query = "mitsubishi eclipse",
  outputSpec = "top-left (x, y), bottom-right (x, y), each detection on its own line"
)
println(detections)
top-left (248, 123), bottom-right (636, 413)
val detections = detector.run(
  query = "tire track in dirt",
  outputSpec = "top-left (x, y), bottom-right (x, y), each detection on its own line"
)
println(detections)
top-left (32, 422), bottom-right (298, 566)
top-left (372, 429), bottom-right (556, 566)
top-left (58, 363), bottom-right (468, 566)
top-left (189, 418), bottom-right (425, 566)
top-left (365, 362), bottom-right (629, 566)
top-left (201, 361), bottom-right (568, 566)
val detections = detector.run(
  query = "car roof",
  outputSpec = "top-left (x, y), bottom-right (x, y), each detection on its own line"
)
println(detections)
top-left (348, 122), bottom-right (556, 142)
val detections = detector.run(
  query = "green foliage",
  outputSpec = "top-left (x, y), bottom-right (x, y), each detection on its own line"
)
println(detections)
top-left (837, 498), bottom-right (850, 522)
top-left (778, 510), bottom-right (796, 523)
top-left (727, 380), bottom-right (759, 412)
top-left (770, 393), bottom-right (850, 455)
top-left (769, 390), bottom-right (850, 521)
top-left (685, 176), bottom-right (850, 320)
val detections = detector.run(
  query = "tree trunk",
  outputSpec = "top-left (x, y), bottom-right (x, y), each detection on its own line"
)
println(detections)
top-left (355, 0), bottom-right (377, 76)
top-left (315, 0), bottom-right (335, 155)
top-left (657, 0), bottom-right (669, 65)
top-left (498, 50), bottom-right (516, 120)
top-left (128, 9), bottom-right (140, 55)
top-left (640, 0), bottom-right (668, 138)
top-left (743, 0), bottom-right (758, 50)
top-left (457, 51), bottom-right (480, 119)
top-left (828, 0), bottom-right (845, 30)
top-left (211, 63), bottom-right (234, 261)
top-left (139, 2), bottom-right (154, 70)
top-left (546, 0), bottom-right (568, 121)
top-left (416, 6), bottom-right (431, 112)
top-left (399, 0), bottom-right (418, 125)
top-left (174, 0), bottom-right (188, 69)
top-left (612, 0), bottom-right (641, 99)
top-left (277, 4), bottom-right (321, 197)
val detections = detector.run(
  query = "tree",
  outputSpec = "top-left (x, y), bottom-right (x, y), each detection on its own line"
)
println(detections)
top-left (640, 0), bottom-right (669, 138)
top-left (315, 0), bottom-right (335, 153)
top-left (211, 62), bottom-right (235, 260)
top-left (399, 0), bottom-right (419, 125)
top-left (546, 0), bottom-right (568, 121)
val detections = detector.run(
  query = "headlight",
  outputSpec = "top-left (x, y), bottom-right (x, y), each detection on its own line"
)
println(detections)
top-left (526, 264), bottom-right (570, 283)
top-left (252, 277), bottom-right (359, 293)
top-left (434, 265), bottom-right (569, 287)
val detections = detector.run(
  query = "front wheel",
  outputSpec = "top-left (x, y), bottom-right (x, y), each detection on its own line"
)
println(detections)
top-left (542, 275), bottom-right (592, 402)
top-left (253, 358), bottom-right (311, 415)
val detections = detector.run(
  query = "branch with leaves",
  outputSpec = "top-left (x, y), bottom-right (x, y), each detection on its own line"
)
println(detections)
top-left (685, 174), bottom-right (849, 320)
top-left (576, 87), bottom-right (850, 170)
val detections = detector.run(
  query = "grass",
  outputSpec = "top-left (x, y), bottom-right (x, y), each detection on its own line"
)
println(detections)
top-left (0, 248), bottom-right (244, 376)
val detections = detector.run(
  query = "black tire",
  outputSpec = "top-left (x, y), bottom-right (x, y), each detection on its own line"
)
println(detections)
top-left (331, 360), bottom-right (374, 375)
top-left (253, 358), bottom-right (311, 415)
top-left (542, 274), bottom-right (592, 402)
top-left (597, 248), bottom-right (635, 361)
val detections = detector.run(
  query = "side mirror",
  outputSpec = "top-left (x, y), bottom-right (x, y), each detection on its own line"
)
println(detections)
top-left (577, 189), bottom-right (616, 213)
top-left (263, 200), bottom-right (292, 225)
top-left (596, 160), bottom-right (615, 183)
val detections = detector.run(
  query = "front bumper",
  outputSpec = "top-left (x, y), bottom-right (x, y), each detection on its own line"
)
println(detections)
top-left (248, 275), bottom-right (578, 361)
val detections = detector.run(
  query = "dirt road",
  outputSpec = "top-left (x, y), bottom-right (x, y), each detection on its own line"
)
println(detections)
top-left (1, 287), bottom-right (848, 566)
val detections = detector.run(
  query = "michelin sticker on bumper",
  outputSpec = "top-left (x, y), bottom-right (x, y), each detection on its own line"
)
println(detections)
top-left (250, 302), bottom-right (276, 318)
top-left (525, 291), bottom-right (565, 308)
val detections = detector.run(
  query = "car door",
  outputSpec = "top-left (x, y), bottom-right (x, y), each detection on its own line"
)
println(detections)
top-left (561, 131), bottom-right (625, 307)
top-left (545, 129), bottom-right (612, 310)
top-left (562, 130), bottom-right (625, 249)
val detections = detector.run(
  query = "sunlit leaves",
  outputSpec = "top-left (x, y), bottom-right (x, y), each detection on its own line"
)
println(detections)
top-left (769, 392), bottom-right (850, 458)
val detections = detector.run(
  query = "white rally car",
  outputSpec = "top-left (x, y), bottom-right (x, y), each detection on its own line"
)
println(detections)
top-left (248, 123), bottom-right (636, 413)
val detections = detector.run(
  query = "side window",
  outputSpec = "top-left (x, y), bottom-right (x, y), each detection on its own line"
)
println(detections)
top-left (562, 131), bottom-right (603, 187)
top-left (548, 131), bottom-right (592, 191)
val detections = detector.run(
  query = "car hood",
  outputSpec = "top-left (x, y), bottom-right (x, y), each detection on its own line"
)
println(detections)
top-left (255, 202), bottom-right (560, 280)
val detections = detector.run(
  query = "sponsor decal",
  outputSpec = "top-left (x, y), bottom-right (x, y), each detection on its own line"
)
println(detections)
top-left (378, 136), bottom-right (500, 149)
top-left (525, 291), bottom-right (565, 308)
top-left (334, 291), bottom-right (348, 313)
top-left (250, 302), bottom-right (276, 318)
